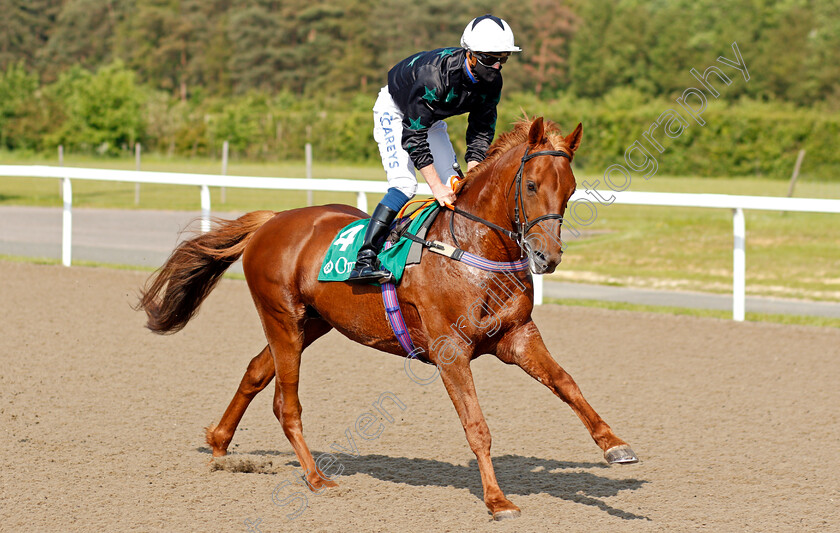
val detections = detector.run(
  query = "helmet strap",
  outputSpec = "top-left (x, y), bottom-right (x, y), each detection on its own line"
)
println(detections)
top-left (463, 53), bottom-right (479, 84)
top-left (467, 51), bottom-right (478, 69)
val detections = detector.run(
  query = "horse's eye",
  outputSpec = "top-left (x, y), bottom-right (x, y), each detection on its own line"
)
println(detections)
top-left (527, 181), bottom-right (537, 192)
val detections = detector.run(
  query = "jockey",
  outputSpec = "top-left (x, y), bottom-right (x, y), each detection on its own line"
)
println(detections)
top-left (347, 14), bottom-right (521, 284)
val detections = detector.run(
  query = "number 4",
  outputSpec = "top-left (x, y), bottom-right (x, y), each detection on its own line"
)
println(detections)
top-left (333, 224), bottom-right (364, 251)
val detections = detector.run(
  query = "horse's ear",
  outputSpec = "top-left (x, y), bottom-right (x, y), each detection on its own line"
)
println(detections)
top-left (528, 116), bottom-right (546, 146)
top-left (565, 122), bottom-right (583, 155)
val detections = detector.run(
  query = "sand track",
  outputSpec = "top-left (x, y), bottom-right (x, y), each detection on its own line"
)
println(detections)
top-left (1, 261), bottom-right (838, 532)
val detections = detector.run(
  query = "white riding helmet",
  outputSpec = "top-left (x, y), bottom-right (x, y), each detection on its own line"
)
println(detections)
top-left (460, 15), bottom-right (521, 53)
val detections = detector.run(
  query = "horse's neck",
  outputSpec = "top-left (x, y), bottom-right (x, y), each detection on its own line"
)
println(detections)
top-left (458, 164), bottom-right (511, 225)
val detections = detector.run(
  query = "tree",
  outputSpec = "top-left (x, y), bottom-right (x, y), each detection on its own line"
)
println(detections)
top-left (0, 0), bottom-right (61, 71)
top-left (808, 1), bottom-right (840, 109)
top-left (0, 62), bottom-right (40, 148)
top-left (48, 61), bottom-right (146, 153)
top-left (227, 0), bottom-right (292, 93)
top-left (36, 0), bottom-right (127, 83)
top-left (519, 0), bottom-right (577, 97)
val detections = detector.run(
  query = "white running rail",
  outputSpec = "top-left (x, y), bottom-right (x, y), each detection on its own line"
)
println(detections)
top-left (3, 165), bottom-right (840, 320)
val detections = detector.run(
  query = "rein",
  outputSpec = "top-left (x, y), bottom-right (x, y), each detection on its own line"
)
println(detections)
top-left (451, 147), bottom-right (571, 256)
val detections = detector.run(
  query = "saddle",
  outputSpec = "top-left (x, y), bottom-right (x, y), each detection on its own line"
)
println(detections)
top-left (318, 203), bottom-right (440, 284)
top-left (386, 203), bottom-right (441, 265)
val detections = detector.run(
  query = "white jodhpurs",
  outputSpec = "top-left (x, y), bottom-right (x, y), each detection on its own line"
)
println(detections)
top-left (372, 86), bottom-right (457, 198)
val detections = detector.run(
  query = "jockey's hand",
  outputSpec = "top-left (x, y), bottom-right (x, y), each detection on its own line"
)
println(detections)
top-left (431, 182), bottom-right (457, 208)
top-left (419, 164), bottom-right (457, 208)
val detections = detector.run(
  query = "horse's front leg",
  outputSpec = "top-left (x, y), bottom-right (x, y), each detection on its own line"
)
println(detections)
top-left (497, 320), bottom-right (638, 464)
top-left (437, 360), bottom-right (521, 520)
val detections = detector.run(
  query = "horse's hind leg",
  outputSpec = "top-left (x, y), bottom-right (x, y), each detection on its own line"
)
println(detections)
top-left (263, 314), bottom-right (338, 490)
top-left (206, 345), bottom-right (275, 457)
top-left (206, 319), bottom-right (332, 458)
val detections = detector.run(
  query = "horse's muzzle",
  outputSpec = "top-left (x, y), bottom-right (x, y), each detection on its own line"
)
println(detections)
top-left (530, 249), bottom-right (561, 275)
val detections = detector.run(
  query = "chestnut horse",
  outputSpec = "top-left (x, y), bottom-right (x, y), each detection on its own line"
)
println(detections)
top-left (138, 117), bottom-right (637, 520)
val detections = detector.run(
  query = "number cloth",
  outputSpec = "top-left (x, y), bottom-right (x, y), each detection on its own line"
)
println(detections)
top-left (318, 206), bottom-right (438, 283)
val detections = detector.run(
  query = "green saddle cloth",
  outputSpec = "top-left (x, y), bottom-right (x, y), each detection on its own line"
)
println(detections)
top-left (318, 205), bottom-right (437, 283)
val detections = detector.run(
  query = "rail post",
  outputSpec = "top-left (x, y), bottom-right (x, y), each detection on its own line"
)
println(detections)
top-left (221, 140), bottom-right (229, 204)
top-left (58, 145), bottom-right (64, 199)
top-left (733, 207), bottom-right (746, 321)
top-left (201, 184), bottom-right (211, 233)
top-left (356, 191), bottom-right (368, 213)
top-left (533, 274), bottom-right (544, 305)
top-left (305, 143), bottom-right (313, 206)
top-left (135, 143), bottom-right (141, 205)
top-left (61, 177), bottom-right (72, 266)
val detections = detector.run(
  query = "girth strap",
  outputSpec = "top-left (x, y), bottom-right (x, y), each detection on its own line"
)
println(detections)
top-left (379, 233), bottom-right (529, 360)
top-left (381, 280), bottom-right (418, 355)
top-left (380, 240), bottom-right (431, 363)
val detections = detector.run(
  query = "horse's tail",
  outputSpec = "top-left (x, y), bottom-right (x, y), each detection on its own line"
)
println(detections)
top-left (137, 210), bottom-right (276, 334)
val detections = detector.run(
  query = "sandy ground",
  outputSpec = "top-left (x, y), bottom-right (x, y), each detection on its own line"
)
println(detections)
top-left (1, 260), bottom-right (839, 532)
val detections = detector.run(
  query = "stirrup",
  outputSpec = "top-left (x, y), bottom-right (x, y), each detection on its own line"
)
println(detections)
top-left (347, 265), bottom-right (394, 284)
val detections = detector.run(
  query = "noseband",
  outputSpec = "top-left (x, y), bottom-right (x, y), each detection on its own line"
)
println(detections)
top-left (451, 147), bottom-right (571, 256)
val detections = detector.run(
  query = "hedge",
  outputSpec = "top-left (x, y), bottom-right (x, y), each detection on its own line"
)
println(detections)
top-left (2, 61), bottom-right (837, 179)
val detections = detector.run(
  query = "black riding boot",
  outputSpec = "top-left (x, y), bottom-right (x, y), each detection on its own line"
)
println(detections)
top-left (347, 204), bottom-right (398, 284)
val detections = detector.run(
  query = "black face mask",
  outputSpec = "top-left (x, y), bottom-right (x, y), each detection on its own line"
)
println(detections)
top-left (473, 60), bottom-right (501, 84)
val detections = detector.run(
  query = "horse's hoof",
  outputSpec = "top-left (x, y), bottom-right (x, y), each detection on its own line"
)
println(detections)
top-left (205, 424), bottom-right (229, 457)
top-left (605, 444), bottom-right (639, 464)
top-left (492, 509), bottom-right (521, 521)
top-left (306, 477), bottom-right (339, 491)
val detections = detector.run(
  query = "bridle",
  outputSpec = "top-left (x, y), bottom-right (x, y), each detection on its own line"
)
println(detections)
top-left (449, 147), bottom-right (571, 257)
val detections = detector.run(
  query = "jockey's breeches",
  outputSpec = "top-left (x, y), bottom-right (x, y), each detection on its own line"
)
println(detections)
top-left (372, 86), bottom-right (457, 199)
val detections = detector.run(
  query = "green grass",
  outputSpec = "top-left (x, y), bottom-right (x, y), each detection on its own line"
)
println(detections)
top-left (601, 172), bottom-right (840, 199)
top-left (0, 253), bottom-right (156, 272)
top-left (552, 181), bottom-right (840, 302)
top-left (546, 297), bottom-right (840, 329)
top-left (0, 152), bottom-right (386, 211)
top-left (2, 154), bottom-right (839, 303)
top-left (0, 253), bottom-right (248, 280)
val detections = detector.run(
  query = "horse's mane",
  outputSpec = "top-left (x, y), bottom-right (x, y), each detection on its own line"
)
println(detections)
top-left (472, 117), bottom-right (568, 175)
